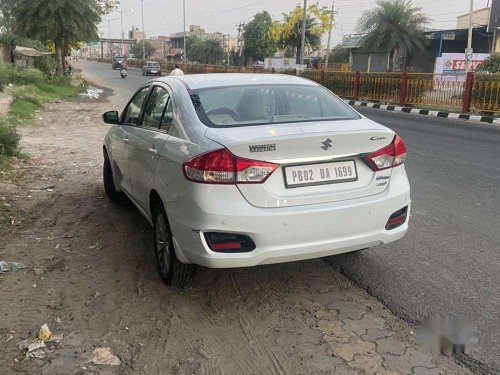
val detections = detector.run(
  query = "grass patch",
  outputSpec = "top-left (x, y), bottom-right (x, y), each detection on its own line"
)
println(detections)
top-left (0, 202), bottom-right (14, 228)
top-left (8, 81), bottom-right (80, 121)
top-left (0, 153), bottom-right (11, 170)
top-left (0, 64), bottom-right (82, 172)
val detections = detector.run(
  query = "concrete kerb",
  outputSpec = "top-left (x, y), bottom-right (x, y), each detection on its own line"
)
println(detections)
top-left (345, 99), bottom-right (500, 126)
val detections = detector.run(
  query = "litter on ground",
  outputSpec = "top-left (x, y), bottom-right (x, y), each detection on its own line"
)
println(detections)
top-left (79, 87), bottom-right (103, 99)
top-left (0, 261), bottom-right (26, 272)
top-left (86, 347), bottom-right (121, 366)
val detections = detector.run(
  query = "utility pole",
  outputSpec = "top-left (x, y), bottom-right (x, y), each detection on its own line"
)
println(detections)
top-left (236, 21), bottom-right (245, 67)
top-left (141, 0), bottom-right (146, 60)
top-left (466, 0), bottom-right (474, 72)
top-left (299, 0), bottom-right (307, 65)
top-left (183, 0), bottom-right (187, 64)
top-left (324, 1), bottom-right (336, 72)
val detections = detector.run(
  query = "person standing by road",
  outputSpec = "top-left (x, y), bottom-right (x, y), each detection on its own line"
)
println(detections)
top-left (170, 64), bottom-right (184, 76)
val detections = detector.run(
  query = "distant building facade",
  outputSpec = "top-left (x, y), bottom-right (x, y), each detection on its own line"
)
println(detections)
top-left (340, 5), bottom-right (498, 73)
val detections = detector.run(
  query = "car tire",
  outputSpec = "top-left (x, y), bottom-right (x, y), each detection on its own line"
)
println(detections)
top-left (153, 202), bottom-right (195, 287)
top-left (103, 151), bottom-right (123, 201)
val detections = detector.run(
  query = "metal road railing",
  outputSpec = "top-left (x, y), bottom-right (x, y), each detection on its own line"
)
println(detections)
top-left (406, 74), bottom-right (465, 110)
top-left (89, 58), bottom-right (500, 113)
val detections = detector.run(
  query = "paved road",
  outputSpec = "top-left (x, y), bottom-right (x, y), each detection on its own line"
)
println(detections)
top-left (334, 108), bottom-right (500, 371)
top-left (75, 60), bottom-right (500, 371)
top-left (75, 60), bottom-right (152, 108)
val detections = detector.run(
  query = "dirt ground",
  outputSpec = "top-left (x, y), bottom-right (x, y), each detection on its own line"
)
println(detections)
top-left (0, 94), bottom-right (471, 375)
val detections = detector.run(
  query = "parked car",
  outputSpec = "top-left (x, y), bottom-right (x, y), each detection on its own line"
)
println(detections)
top-left (143, 61), bottom-right (161, 76)
top-left (112, 56), bottom-right (127, 70)
top-left (101, 74), bottom-right (411, 286)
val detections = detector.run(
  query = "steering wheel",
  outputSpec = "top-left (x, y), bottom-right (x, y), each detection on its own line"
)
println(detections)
top-left (206, 107), bottom-right (238, 120)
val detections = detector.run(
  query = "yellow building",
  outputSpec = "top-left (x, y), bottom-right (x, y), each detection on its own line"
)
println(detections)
top-left (456, 7), bottom-right (490, 29)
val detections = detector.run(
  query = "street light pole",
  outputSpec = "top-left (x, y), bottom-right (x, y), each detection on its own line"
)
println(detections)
top-left (117, 9), bottom-right (133, 56)
top-left (466, 0), bottom-right (474, 72)
top-left (299, 0), bottom-right (307, 66)
top-left (141, 0), bottom-right (146, 60)
top-left (103, 17), bottom-right (119, 58)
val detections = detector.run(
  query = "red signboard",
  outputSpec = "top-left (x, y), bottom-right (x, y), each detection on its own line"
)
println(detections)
top-left (443, 60), bottom-right (482, 73)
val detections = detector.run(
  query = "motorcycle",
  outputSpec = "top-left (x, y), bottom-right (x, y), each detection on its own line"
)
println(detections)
top-left (64, 67), bottom-right (73, 77)
top-left (120, 69), bottom-right (127, 79)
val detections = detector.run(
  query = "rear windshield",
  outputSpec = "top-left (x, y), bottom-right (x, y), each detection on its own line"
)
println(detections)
top-left (190, 84), bottom-right (360, 127)
top-left (148, 62), bottom-right (159, 67)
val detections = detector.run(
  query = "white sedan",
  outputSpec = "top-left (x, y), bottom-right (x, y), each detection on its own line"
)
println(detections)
top-left (102, 74), bottom-right (410, 286)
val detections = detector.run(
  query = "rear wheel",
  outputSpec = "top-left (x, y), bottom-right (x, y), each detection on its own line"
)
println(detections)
top-left (103, 151), bottom-right (123, 201)
top-left (153, 202), bottom-right (195, 287)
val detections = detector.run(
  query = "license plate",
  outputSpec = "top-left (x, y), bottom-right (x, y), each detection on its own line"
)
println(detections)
top-left (284, 160), bottom-right (357, 188)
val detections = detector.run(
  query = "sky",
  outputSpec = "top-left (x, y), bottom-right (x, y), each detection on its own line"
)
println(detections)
top-left (100, 0), bottom-right (491, 46)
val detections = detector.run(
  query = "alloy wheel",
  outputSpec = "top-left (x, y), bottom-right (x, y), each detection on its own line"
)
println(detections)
top-left (155, 214), bottom-right (171, 278)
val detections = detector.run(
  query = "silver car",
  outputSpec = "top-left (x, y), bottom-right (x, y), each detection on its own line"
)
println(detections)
top-left (102, 74), bottom-right (410, 286)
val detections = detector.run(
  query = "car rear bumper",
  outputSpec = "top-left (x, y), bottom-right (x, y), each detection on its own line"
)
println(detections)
top-left (168, 166), bottom-right (411, 268)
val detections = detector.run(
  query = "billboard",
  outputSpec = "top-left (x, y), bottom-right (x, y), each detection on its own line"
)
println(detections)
top-left (488, 0), bottom-right (500, 32)
top-left (434, 53), bottom-right (490, 75)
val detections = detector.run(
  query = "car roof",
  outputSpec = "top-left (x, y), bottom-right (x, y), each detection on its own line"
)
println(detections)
top-left (158, 73), bottom-right (318, 90)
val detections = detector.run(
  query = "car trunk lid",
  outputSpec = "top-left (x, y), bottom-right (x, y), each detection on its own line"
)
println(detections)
top-left (204, 119), bottom-right (395, 208)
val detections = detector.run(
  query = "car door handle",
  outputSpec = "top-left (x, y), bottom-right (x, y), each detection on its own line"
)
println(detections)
top-left (148, 148), bottom-right (158, 155)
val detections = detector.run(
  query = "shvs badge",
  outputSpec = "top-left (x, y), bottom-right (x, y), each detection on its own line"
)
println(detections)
top-left (249, 144), bottom-right (276, 153)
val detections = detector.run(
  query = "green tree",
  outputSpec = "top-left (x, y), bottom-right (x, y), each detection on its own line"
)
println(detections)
top-left (272, 4), bottom-right (331, 64)
top-left (187, 35), bottom-right (224, 65)
top-left (357, 0), bottom-right (429, 71)
top-left (186, 35), bottom-right (204, 63)
top-left (228, 48), bottom-right (239, 66)
top-left (324, 44), bottom-right (349, 63)
top-left (130, 40), bottom-right (155, 60)
top-left (243, 11), bottom-right (276, 63)
top-left (476, 53), bottom-right (500, 73)
top-left (8, 0), bottom-right (114, 74)
top-left (202, 35), bottom-right (224, 65)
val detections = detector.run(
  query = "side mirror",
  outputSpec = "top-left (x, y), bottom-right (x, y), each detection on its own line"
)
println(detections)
top-left (102, 111), bottom-right (119, 124)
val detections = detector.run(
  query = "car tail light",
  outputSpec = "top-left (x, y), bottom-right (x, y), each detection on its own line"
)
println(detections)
top-left (386, 206), bottom-right (408, 230)
top-left (204, 232), bottom-right (256, 252)
top-left (364, 134), bottom-right (407, 171)
top-left (183, 149), bottom-right (278, 184)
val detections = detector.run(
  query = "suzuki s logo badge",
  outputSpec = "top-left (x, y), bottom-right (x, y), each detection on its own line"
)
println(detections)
top-left (321, 138), bottom-right (333, 150)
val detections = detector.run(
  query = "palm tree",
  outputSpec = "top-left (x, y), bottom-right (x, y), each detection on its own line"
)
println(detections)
top-left (358, 0), bottom-right (429, 71)
top-left (272, 4), bottom-right (330, 64)
top-left (280, 16), bottom-right (321, 64)
top-left (202, 36), bottom-right (224, 65)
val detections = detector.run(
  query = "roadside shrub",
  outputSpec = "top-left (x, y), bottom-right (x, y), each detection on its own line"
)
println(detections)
top-left (0, 117), bottom-right (21, 157)
top-left (472, 73), bottom-right (500, 111)
top-left (34, 56), bottom-right (56, 75)
top-left (0, 63), bottom-right (45, 88)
